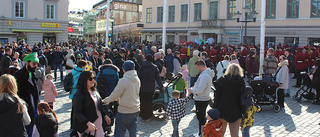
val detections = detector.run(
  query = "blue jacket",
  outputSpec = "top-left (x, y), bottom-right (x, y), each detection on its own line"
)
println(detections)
top-left (96, 64), bottom-right (119, 97)
top-left (69, 67), bottom-right (83, 99)
top-left (166, 53), bottom-right (174, 73)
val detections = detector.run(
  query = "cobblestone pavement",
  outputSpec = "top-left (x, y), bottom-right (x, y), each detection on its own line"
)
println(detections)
top-left (43, 72), bottom-right (320, 137)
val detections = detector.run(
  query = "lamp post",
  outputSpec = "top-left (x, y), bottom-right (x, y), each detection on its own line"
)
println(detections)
top-left (235, 6), bottom-right (258, 45)
top-left (111, 18), bottom-right (114, 42)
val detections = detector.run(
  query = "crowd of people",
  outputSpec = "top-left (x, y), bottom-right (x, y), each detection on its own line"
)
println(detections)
top-left (0, 39), bottom-right (320, 137)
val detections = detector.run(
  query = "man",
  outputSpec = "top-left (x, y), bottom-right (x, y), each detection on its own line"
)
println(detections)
top-left (218, 46), bottom-right (227, 61)
top-left (0, 48), bottom-right (13, 75)
top-left (166, 48), bottom-right (174, 73)
top-left (12, 52), bottom-right (23, 69)
top-left (113, 48), bottom-right (126, 78)
top-left (188, 50), bottom-right (200, 87)
top-left (263, 48), bottom-right (278, 82)
top-left (303, 46), bottom-right (310, 73)
top-left (14, 52), bottom-right (40, 136)
top-left (188, 60), bottom-right (214, 137)
top-left (134, 49), bottom-right (143, 66)
top-left (293, 47), bottom-right (305, 88)
top-left (102, 60), bottom-right (140, 137)
top-left (200, 52), bottom-right (214, 69)
top-left (209, 45), bottom-right (218, 65)
top-left (52, 46), bottom-right (64, 81)
top-left (180, 44), bottom-right (188, 64)
top-left (234, 49), bottom-right (245, 70)
top-left (89, 51), bottom-right (103, 70)
top-left (284, 48), bottom-right (295, 97)
top-left (43, 48), bottom-right (53, 75)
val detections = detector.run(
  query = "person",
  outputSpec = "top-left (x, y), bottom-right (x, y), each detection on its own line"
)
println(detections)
top-left (214, 64), bottom-right (245, 137)
top-left (234, 49), bottom-right (245, 71)
top-left (34, 102), bottom-right (59, 137)
top-left (0, 48), bottom-right (13, 75)
top-left (181, 65), bottom-right (188, 86)
top-left (275, 55), bottom-right (289, 109)
top-left (166, 90), bottom-right (191, 137)
top-left (293, 47), bottom-right (305, 88)
top-left (73, 71), bottom-right (111, 137)
top-left (263, 48), bottom-right (278, 82)
top-left (166, 48), bottom-right (174, 73)
top-left (6, 60), bottom-right (20, 75)
top-left (89, 51), bottom-right (103, 71)
top-left (14, 52), bottom-right (40, 136)
top-left (113, 48), bottom-right (126, 78)
top-left (247, 51), bottom-right (259, 83)
top-left (128, 52), bottom-right (140, 71)
top-left (12, 52), bottom-right (24, 69)
top-left (69, 60), bottom-right (87, 99)
top-left (138, 55), bottom-right (164, 120)
top-left (284, 48), bottom-right (295, 97)
top-left (42, 74), bottom-right (58, 109)
top-left (202, 108), bottom-right (223, 137)
top-left (188, 50), bottom-right (200, 87)
top-left (312, 59), bottom-right (320, 105)
top-left (66, 55), bottom-right (76, 74)
top-left (229, 54), bottom-right (239, 64)
top-left (216, 55), bottom-right (230, 80)
top-left (0, 74), bottom-right (31, 137)
top-left (241, 86), bottom-right (259, 137)
top-left (173, 51), bottom-right (182, 75)
top-left (52, 46), bottom-right (64, 82)
top-left (180, 44), bottom-right (188, 64)
top-left (134, 49), bottom-right (143, 66)
top-left (44, 48), bottom-right (53, 75)
top-left (188, 60), bottom-right (214, 137)
top-left (102, 60), bottom-right (141, 137)
top-left (200, 52), bottom-right (214, 69)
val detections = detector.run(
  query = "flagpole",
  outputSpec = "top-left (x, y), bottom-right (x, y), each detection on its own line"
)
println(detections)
top-left (162, 0), bottom-right (167, 52)
top-left (105, 0), bottom-right (111, 47)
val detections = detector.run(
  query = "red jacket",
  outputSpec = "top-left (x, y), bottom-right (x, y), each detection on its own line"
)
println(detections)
top-left (228, 51), bottom-right (234, 56)
top-left (295, 51), bottom-right (305, 70)
top-left (209, 49), bottom-right (218, 63)
top-left (241, 48), bottom-right (249, 63)
top-left (218, 49), bottom-right (227, 61)
top-left (304, 52), bottom-right (310, 68)
top-left (179, 47), bottom-right (187, 61)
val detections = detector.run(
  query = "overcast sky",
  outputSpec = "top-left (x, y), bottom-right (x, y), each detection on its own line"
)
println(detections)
top-left (69, 0), bottom-right (102, 11)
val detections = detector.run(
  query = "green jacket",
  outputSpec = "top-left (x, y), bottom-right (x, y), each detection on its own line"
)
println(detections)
top-left (175, 78), bottom-right (186, 91)
top-left (188, 56), bottom-right (200, 77)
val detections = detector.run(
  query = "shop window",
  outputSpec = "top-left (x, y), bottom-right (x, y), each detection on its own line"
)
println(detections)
top-left (180, 35), bottom-right (187, 42)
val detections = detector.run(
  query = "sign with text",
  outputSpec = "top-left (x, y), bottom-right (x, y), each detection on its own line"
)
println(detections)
top-left (112, 2), bottom-right (137, 12)
top-left (42, 23), bottom-right (60, 28)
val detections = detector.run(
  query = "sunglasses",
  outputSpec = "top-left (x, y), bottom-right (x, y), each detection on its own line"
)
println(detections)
top-left (88, 77), bottom-right (96, 81)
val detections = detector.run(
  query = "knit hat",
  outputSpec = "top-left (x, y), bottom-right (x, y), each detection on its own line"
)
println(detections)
top-left (123, 60), bottom-right (135, 71)
top-left (154, 52), bottom-right (161, 59)
top-left (23, 52), bottom-right (39, 63)
top-left (207, 108), bottom-right (220, 120)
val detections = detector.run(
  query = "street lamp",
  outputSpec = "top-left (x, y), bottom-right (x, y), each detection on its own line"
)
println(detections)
top-left (235, 6), bottom-right (259, 45)
top-left (110, 18), bottom-right (114, 42)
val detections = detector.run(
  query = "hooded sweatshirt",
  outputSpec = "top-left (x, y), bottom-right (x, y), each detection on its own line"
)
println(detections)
top-left (102, 70), bottom-right (141, 114)
top-left (190, 68), bottom-right (214, 101)
top-left (42, 79), bottom-right (57, 103)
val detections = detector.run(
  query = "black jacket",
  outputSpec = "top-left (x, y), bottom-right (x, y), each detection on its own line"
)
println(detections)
top-left (0, 95), bottom-right (28, 137)
top-left (138, 61), bottom-right (163, 93)
top-left (72, 90), bottom-right (107, 133)
top-left (312, 68), bottom-right (320, 90)
top-left (286, 54), bottom-right (295, 73)
top-left (0, 54), bottom-right (12, 75)
top-left (214, 75), bottom-right (245, 123)
top-left (44, 51), bottom-right (53, 65)
top-left (52, 51), bottom-right (64, 64)
top-left (14, 66), bottom-right (39, 122)
top-left (88, 56), bottom-right (103, 69)
top-left (35, 113), bottom-right (58, 137)
top-left (155, 59), bottom-right (165, 73)
top-left (112, 53), bottom-right (125, 78)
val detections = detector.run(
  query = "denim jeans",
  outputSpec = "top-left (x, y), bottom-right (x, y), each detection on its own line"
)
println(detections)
top-left (242, 126), bottom-right (250, 137)
top-left (172, 119), bottom-right (181, 137)
top-left (114, 111), bottom-right (139, 137)
top-left (53, 64), bottom-right (63, 81)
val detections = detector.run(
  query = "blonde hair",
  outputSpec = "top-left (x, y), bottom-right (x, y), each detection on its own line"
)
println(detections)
top-left (230, 54), bottom-right (237, 60)
top-left (46, 74), bottom-right (53, 79)
top-left (0, 74), bottom-right (25, 113)
top-left (225, 64), bottom-right (244, 77)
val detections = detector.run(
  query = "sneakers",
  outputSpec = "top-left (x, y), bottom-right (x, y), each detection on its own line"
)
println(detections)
top-left (193, 132), bottom-right (201, 137)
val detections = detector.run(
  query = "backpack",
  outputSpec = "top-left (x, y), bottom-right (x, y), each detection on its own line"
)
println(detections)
top-left (241, 87), bottom-right (254, 108)
top-left (96, 73), bottom-right (109, 99)
top-left (64, 73), bottom-right (73, 92)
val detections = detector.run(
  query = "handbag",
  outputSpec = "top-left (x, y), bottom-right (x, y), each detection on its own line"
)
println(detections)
top-left (81, 130), bottom-right (96, 137)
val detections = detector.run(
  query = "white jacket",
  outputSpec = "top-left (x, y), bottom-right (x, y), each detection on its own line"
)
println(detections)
top-left (216, 60), bottom-right (230, 79)
top-left (276, 60), bottom-right (289, 89)
top-left (191, 68), bottom-right (214, 101)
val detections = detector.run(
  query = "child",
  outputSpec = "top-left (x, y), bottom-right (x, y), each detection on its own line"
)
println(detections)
top-left (166, 90), bottom-right (191, 137)
top-left (34, 102), bottom-right (59, 137)
top-left (42, 74), bottom-right (58, 109)
top-left (241, 86), bottom-right (259, 137)
top-left (181, 65), bottom-right (188, 88)
top-left (202, 108), bottom-right (223, 137)
top-left (174, 72), bottom-right (186, 98)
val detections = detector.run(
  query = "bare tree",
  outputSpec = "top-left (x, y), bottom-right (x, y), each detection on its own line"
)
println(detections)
top-left (119, 23), bottom-right (139, 42)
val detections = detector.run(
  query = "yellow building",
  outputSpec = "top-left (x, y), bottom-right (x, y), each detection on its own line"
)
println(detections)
top-left (141, 0), bottom-right (320, 46)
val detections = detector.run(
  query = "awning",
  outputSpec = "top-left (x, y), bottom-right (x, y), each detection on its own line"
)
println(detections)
top-left (11, 28), bottom-right (63, 33)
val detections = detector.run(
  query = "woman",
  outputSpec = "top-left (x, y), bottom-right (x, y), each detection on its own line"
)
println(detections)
top-left (312, 59), bottom-right (320, 105)
top-left (0, 74), bottom-right (31, 137)
top-left (66, 55), bottom-right (76, 74)
top-left (247, 51), bottom-right (259, 83)
top-left (213, 64), bottom-right (245, 137)
top-left (229, 54), bottom-right (239, 64)
top-left (73, 71), bottom-right (111, 137)
top-left (69, 60), bottom-right (87, 99)
top-left (275, 55), bottom-right (289, 109)
top-left (173, 51), bottom-right (182, 75)
top-left (216, 55), bottom-right (230, 79)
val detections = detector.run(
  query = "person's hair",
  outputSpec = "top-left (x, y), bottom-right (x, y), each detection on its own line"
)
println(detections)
top-left (104, 59), bottom-right (112, 64)
top-left (14, 52), bottom-right (19, 56)
top-left (174, 51), bottom-right (180, 56)
top-left (201, 52), bottom-right (208, 58)
top-left (225, 64), bottom-right (244, 77)
top-left (224, 55), bottom-right (230, 60)
top-left (195, 59), bottom-right (206, 67)
top-left (172, 90), bottom-right (180, 98)
top-left (37, 102), bottom-right (58, 122)
top-left (0, 74), bottom-right (25, 113)
top-left (77, 60), bottom-right (87, 68)
top-left (279, 55), bottom-right (287, 60)
top-left (285, 48), bottom-right (292, 53)
top-left (151, 46), bottom-right (157, 51)
top-left (230, 54), bottom-right (237, 60)
top-left (268, 48), bottom-right (274, 54)
top-left (46, 74), bottom-right (53, 79)
top-left (77, 71), bottom-right (97, 93)
top-left (136, 49), bottom-right (141, 54)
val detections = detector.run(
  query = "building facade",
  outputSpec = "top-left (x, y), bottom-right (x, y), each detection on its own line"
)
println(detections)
top-left (141, 0), bottom-right (320, 46)
top-left (0, 0), bottom-right (68, 45)
top-left (68, 12), bottom-right (84, 41)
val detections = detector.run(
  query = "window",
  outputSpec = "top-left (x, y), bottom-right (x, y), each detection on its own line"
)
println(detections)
top-left (227, 0), bottom-right (236, 19)
top-left (15, 1), bottom-right (24, 18)
top-left (194, 3), bottom-right (202, 21)
top-left (167, 35), bottom-right (175, 43)
top-left (285, 37), bottom-right (299, 47)
top-left (46, 4), bottom-right (55, 19)
top-left (168, 6), bottom-right (175, 22)
top-left (146, 8), bottom-right (152, 23)
top-left (245, 0), bottom-right (256, 19)
top-left (311, 0), bottom-right (320, 17)
top-left (181, 4), bottom-right (188, 22)
top-left (287, 0), bottom-right (299, 18)
top-left (157, 7), bottom-right (163, 22)
top-left (266, 0), bottom-right (276, 19)
top-left (209, 1), bottom-right (218, 20)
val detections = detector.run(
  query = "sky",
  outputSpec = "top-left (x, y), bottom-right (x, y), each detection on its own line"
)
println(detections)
top-left (68, 0), bottom-right (102, 11)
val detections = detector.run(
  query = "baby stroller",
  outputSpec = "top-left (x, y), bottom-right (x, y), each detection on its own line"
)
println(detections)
top-left (251, 79), bottom-right (281, 113)
top-left (292, 72), bottom-right (316, 102)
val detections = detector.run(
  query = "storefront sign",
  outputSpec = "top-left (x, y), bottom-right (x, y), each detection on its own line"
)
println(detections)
top-left (113, 2), bottom-right (137, 11)
top-left (225, 32), bottom-right (239, 36)
top-left (8, 21), bottom-right (11, 26)
top-left (68, 27), bottom-right (74, 33)
top-left (42, 23), bottom-right (60, 28)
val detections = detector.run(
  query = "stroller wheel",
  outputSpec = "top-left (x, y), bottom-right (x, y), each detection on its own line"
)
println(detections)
top-left (256, 105), bottom-right (262, 113)
top-left (152, 103), bottom-right (166, 121)
top-left (273, 105), bottom-right (281, 113)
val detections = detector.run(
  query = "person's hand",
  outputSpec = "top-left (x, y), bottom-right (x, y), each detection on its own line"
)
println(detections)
top-left (86, 122), bottom-right (97, 131)
top-left (102, 98), bottom-right (109, 104)
top-left (187, 88), bottom-right (191, 94)
top-left (105, 115), bottom-right (111, 125)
